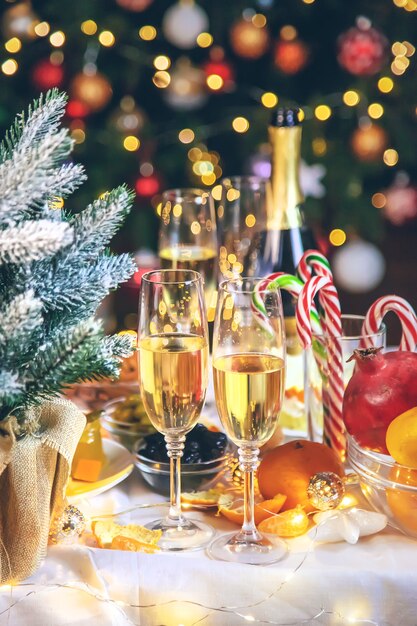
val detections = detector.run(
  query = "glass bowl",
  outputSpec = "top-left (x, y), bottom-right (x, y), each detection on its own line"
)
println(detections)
top-left (134, 443), bottom-right (233, 496)
top-left (101, 396), bottom-right (156, 452)
top-left (347, 434), bottom-right (417, 538)
top-left (65, 381), bottom-right (140, 414)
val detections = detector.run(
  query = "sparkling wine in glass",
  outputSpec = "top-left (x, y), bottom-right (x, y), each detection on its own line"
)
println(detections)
top-left (158, 188), bottom-right (218, 322)
top-left (138, 269), bottom-right (213, 550)
top-left (208, 277), bottom-right (287, 564)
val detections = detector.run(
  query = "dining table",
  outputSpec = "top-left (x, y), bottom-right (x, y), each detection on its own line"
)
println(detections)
top-left (1, 388), bottom-right (417, 626)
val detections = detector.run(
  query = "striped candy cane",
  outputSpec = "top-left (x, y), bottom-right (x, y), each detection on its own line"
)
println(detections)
top-left (296, 276), bottom-right (345, 461)
top-left (361, 295), bottom-right (417, 352)
top-left (297, 249), bottom-right (333, 283)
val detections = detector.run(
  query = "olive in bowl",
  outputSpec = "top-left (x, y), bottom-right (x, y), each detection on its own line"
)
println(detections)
top-left (134, 424), bottom-right (231, 495)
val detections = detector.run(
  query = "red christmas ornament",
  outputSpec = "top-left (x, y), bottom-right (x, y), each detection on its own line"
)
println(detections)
top-left (32, 59), bottom-right (64, 91)
top-left (203, 60), bottom-right (234, 83)
top-left (274, 38), bottom-right (309, 74)
top-left (351, 124), bottom-right (388, 162)
top-left (66, 100), bottom-right (89, 118)
top-left (384, 182), bottom-right (417, 225)
top-left (338, 17), bottom-right (388, 76)
top-left (135, 174), bottom-right (160, 197)
top-left (115, 0), bottom-right (153, 10)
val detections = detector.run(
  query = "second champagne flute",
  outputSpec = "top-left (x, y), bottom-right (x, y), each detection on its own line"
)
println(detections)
top-left (138, 269), bottom-right (213, 550)
top-left (208, 277), bottom-right (287, 564)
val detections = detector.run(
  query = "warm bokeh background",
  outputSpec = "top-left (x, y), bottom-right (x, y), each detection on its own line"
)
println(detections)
top-left (1, 0), bottom-right (417, 340)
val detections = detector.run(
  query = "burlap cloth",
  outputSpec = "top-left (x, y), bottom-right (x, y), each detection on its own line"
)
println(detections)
top-left (0, 398), bottom-right (86, 583)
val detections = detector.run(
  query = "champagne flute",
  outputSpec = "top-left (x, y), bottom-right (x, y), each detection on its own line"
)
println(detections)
top-left (215, 176), bottom-right (268, 282)
top-left (158, 188), bottom-right (218, 323)
top-left (208, 277), bottom-right (287, 564)
top-left (138, 269), bottom-right (213, 550)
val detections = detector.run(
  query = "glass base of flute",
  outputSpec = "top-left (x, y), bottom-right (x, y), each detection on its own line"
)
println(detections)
top-left (208, 446), bottom-right (287, 565)
top-left (145, 433), bottom-right (214, 551)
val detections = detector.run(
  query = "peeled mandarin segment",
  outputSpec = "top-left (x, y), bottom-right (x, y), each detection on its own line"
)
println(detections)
top-left (219, 494), bottom-right (287, 525)
top-left (258, 506), bottom-right (309, 537)
top-left (111, 535), bottom-right (160, 553)
top-left (386, 407), bottom-right (417, 468)
top-left (181, 488), bottom-right (224, 506)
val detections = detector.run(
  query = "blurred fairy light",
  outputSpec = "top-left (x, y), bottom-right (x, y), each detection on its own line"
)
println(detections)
top-left (372, 192), bottom-right (386, 208)
top-left (34, 21), bottom-right (50, 37)
top-left (50, 50), bottom-right (64, 65)
top-left (383, 148), bottom-right (399, 166)
top-left (196, 32), bottom-right (213, 47)
top-left (302, 0), bottom-right (316, 3)
top-left (5, 37), bottom-right (21, 53)
top-left (153, 55), bottom-right (171, 70)
top-left (280, 25), bottom-right (297, 40)
top-left (343, 90), bottom-right (360, 106)
top-left (153, 70), bottom-right (170, 88)
top-left (123, 135), bottom-right (140, 151)
top-left (252, 13), bottom-right (267, 27)
top-left (206, 74), bottom-right (223, 90)
top-left (50, 31), bottom-right (65, 47)
top-left (99, 30), bottom-right (115, 46)
top-left (392, 41), bottom-right (407, 56)
top-left (312, 137), bottom-right (327, 156)
top-left (329, 228), bottom-right (346, 246)
top-left (232, 116), bottom-right (250, 132)
top-left (71, 128), bottom-right (85, 144)
top-left (378, 76), bottom-right (394, 92)
top-left (261, 92), bottom-right (278, 108)
top-left (2, 59), bottom-right (18, 75)
top-left (314, 104), bottom-right (332, 120)
top-left (81, 20), bottom-right (97, 35)
top-left (368, 103), bottom-right (384, 119)
top-left (245, 214), bottom-right (256, 227)
top-left (139, 25), bottom-right (157, 40)
top-left (178, 128), bottom-right (195, 144)
top-left (188, 147), bottom-right (202, 161)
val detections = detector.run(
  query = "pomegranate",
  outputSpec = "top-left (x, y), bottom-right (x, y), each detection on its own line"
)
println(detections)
top-left (343, 348), bottom-right (417, 453)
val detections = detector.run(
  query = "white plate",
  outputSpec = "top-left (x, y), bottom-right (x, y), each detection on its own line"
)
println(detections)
top-left (67, 439), bottom-right (134, 503)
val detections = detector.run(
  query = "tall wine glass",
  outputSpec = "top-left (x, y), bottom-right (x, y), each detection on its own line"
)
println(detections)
top-left (158, 188), bottom-right (217, 322)
top-left (138, 269), bottom-right (213, 550)
top-left (215, 176), bottom-right (268, 282)
top-left (208, 277), bottom-right (287, 564)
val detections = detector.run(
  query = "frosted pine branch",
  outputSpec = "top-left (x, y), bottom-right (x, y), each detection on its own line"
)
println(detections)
top-left (102, 333), bottom-right (135, 359)
top-left (0, 220), bottom-right (73, 265)
top-left (0, 370), bottom-right (23, 404)
top-left (0, 291), bottom-right (43, 346)
top-left (0, 90), bottom-right (67, 164)
top-left (71, 185), bottom-right (134, 256)
top-left (0, 130), bottom-right (85, 226)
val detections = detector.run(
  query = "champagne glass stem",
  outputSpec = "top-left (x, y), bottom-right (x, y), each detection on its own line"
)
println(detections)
top-left (165, 434), bottom-right (186, 523)
top-left (239, 446), bottom-right (262, 541)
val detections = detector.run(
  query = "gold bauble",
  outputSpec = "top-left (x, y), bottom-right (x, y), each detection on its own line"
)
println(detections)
top-left (70, 72), bottom-right (113, 113)
top-left (351, 124), bottom-right (388, 162)
top-left (230, 19), bottom-right (270, 60)
top-left (2, 2), bottom-right (38, 40)
top-left (307, 471), bottom-right (345, 511)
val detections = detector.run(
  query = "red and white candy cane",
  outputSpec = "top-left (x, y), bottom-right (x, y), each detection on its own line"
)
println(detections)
top-left (297, 249), bottom-right (333, 283)
top-left (296, 275), bottom-right (346, 461)
top-left (361, 295), bottom-right (417, 352)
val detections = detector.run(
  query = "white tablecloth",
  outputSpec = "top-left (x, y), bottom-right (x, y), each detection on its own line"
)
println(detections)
top-left (2, 391), bottom-right (417, 625)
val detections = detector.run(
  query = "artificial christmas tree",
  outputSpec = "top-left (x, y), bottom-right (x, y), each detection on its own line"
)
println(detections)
top-left (0, 89), bottom-right (135, 583)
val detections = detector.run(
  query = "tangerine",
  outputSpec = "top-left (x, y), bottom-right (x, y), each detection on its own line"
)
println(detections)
top-left (258, 505), bottom-right (309, 537)
top-left (218, 493), bottom-right (287, 526)
top-left (386, 407), bottom-right (417, 468)
top-left (387, 465), bottom-right (417, 536)
top-left (257, 439), bottom-right (344, 512)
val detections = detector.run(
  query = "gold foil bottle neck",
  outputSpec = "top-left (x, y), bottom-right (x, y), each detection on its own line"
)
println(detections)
top-left (267, 125), bottom-right (304, 230)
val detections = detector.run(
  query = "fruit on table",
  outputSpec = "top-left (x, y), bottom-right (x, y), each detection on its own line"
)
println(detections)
top-left (258, 505), bottom-right (309, 537)
top-left (387, 465), bottom-right (417, 535)
top-left (218, 493), bottom-right (287, 525)
top-left (71, 412), bottom-right (104, 482)
top-left (92, 520), bottom-right (161, 551)
top-left (257, 439), bottom-right (344, 512)
top-left (139, 423), bottom-right (228, 463)
top-left (343, 348), bottom-right (417, 453)
top-left (386, 407), bottom-right (417, 467)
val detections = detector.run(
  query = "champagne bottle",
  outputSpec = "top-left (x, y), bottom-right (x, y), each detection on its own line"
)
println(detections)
top-left (261, 106), bottom-right (317, 437)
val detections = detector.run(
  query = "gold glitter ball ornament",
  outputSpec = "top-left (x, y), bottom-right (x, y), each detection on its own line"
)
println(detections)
top-left (49, 504), bottom-right (86, 544)
top-left (307, 471), bottom-right (345, 511)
